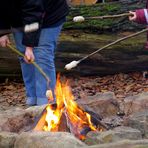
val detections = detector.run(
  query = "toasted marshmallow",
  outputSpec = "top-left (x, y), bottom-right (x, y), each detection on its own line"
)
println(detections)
top-left (46, 89), bottom-right (53, 99)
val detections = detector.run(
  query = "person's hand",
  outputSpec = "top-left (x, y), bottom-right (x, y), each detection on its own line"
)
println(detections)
top-left (0, 35), bottom-right (10, 47)
top-left (24, 47), bottom-right (35, 63)
top-left (129, 11), bottom-right (137, 21)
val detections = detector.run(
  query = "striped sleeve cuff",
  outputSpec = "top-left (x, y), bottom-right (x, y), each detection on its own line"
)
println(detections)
top-left (135, 9), bottom-right (147, 24)
top-left (144, 9), bottom-right (148, 24)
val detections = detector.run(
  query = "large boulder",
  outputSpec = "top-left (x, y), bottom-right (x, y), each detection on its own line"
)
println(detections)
top-left (82, 139), bottom-right (148, 148)
top-left (14, 132), bottom-right (86, 148)
top-left (0, 108), bottom-right (34, 133)
top-left (0, 132), bottom-right (18, 148)
top-left (124, 111), bottom-right (148, 138)
top-left (85, 126), bottom-right (142, 145)
top-left (124, 93), bottom-right (148, 115)
top-left (77, 92), bottom-right (119, 117)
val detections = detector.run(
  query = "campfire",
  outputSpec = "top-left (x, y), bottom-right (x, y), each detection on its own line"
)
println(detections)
top-left (33, 75), bottom-right (106, 140)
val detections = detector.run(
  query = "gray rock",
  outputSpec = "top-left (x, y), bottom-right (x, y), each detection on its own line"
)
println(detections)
top-left (25, 105), bottom-right (47, 117)
top-left (14, 131), bottom-right (86, 148)
top-left (124, 111), bottom-right (148, 138)
top-left (85, 126), bottom-right (142, 145)
top-left (77, 92), bottom-right (119, 117)
top-left (113, 126), bottom-right (142, 140)
top-left (124, 92), bottom-right (148, 115)
top-left (0, 108), bottom-right (34, 133)
top-left (82, 139), bottom-right (148, 148)
top-left (102, 116), bottom-right (124, 128)
top-left (0, 132), bottom-right (18, 148)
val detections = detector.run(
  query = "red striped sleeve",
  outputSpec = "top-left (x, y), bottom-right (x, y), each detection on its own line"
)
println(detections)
top-left (135, 9), bottom-right (147, 24)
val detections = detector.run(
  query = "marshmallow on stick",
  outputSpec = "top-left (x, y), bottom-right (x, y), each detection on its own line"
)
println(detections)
top-left (73, 13), bottom-right (132, 23)
top-left (65, 28), bottom-right (148, 71)
top-left (46, 89), bottom-right (53, 99)
top-left (65, 60), bottom-right (80, 70)
top-left (73, 16), bottom-right (85, 22)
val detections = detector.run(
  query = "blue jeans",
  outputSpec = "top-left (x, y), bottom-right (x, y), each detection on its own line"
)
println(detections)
top-left (13, 23), bottom-right (63, 106)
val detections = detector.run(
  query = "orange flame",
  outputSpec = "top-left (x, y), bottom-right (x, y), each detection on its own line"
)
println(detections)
top-left (43, 74), bottom-right (96, 139)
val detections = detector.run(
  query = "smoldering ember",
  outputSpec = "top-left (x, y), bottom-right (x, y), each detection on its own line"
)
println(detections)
top-left (0, 0), bottom-right (148, 148)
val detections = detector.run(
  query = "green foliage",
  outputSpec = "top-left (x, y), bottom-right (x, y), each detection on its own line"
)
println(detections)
top-left (64, 2), bottom-right (145, 32)
top-left (64, 3), bottom-right (121, 30)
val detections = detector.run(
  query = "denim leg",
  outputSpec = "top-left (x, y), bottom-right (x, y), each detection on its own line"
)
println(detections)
top-left (13, 32), bottom-right (37, 105)
top-left (34, 25), bottom-right (63, 105)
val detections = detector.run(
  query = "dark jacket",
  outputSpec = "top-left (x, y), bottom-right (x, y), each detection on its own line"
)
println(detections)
top-left (0, 0), bottom-right (69, 46)
top-left (43, 0), bottom-right (69, 27)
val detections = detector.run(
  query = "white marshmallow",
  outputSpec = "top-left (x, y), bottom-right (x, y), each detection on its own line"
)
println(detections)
top-left (73, 16), bottom-right (85, 22)
top-left (24, 22), bottom-right (39, 33)
top-left (65, 61), bottom-right (80, 70)
top-left (46, 89), bottom-right (53, 99)
top-left (24, 25), bottom-right (30, 33)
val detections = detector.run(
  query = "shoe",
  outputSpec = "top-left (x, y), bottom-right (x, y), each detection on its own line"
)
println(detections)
top-left (143, 71), bottom-right (148, 78)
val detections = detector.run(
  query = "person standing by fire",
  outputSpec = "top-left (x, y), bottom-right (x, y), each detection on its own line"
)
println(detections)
top-left (0, 0), bottom-right (69, 106)
top-left (129, 2), bottom-right (148, 78)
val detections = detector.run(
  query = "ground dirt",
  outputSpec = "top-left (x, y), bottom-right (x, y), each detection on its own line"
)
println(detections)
top-left (0, 72), bottom-right (147, 111)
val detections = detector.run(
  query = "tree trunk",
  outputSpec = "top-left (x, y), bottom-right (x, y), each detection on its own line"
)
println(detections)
top-left (55, 31), bottom-right (148, 76)
top-left (0, 31), bottom-right (148, 78)
top-left (0, 47), bottom-right (21, 78)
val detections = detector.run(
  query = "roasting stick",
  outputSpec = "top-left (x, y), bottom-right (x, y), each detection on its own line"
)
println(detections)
top-left (5, 23), bottom-right (50, 88)
top-left (7, 44), bottom-right (50, 89)
top-left (65, 28), bottom-right (148, 70)
top-left (73, 13), bottom-right (132, 22)
top-left (3, 23), bottom-right (54, 100)
top-left (8, 44), bottom-right (56, 103)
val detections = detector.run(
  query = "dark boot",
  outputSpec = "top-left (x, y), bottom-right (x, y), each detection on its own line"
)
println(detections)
top-left (143, 71), bottom-right (148, 78)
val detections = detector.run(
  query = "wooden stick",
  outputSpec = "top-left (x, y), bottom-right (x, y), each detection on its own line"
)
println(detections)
top-left (85, 13), bottom-right (132, 20)
top-left (72, 12), bottom-right (133, 22)
top-left (79, 28), bottom-right (148, 63)
top-left (7, 44), bottom-right (50, 88)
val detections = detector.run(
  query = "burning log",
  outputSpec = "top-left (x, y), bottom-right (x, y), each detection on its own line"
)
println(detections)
top-left (33, 106), bottom-right (70, 132)
top-left (58, 112), bottom-right (70, 132)
top-left (33, 75), bottom-right (108, 140)
top-left (33, 107), bottom-right (47, 131)
top-left (80, 127), bottom-right (92, 137)
top-left (33, 103), bottom-right (59, 132)
top-left (33, 104), bottom-right (107, 139)
top-left (84, 109), bottom-right (109, 130)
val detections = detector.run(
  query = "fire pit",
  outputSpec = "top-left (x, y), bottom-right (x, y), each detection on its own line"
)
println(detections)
top-left (0, 74), bottom-right (148, 148)
top-left (33, 75), bottom-right (107, 140)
